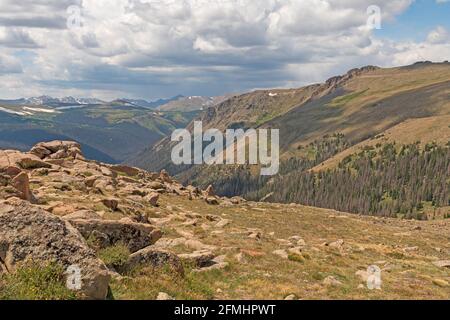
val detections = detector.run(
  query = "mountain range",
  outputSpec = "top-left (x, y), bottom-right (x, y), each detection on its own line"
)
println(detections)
top-left (0, 94), bottom-right (223, 111)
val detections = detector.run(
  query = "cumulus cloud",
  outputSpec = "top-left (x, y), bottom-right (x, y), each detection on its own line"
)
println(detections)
top-left (427, 26), bottom-right (450, 44)
top-left (0, 0), bottom-right (447, 100)
top-left (0, 53), bottom-right (22, 74)
top-left (0, 28), bottom-right (42, 48)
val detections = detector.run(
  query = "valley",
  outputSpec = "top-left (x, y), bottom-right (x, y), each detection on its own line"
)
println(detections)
top-left (0, 101), bottom-right (200, 163)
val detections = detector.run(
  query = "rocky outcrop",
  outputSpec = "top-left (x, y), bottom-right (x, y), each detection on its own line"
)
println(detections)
top-left (0, 150), bottom-right (50, 170)
top-left (0, 199), bottom-right (110, 300)
top-left (31, 141), bottom-right (83, 160)
top-left (0, 150), bottom-right (48, 202)
top-left (0, 140), bottom-right (249, 300)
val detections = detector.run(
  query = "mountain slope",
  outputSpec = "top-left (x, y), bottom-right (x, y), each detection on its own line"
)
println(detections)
top-left (156, 95), bottom-right (234, 112)
top-left (130, 62), bottom-right (450, 169)
top-left (311, 115), bottom-right (450, 172)
top-left (128, 62), bottom-right (450, 218)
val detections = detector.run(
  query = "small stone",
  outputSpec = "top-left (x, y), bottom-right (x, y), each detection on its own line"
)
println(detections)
top-left (205, 197), bottom-right (219, 205)
top-left (157, 292), bottom-right (175, 300)
top-left (248, 231), bottom-right (262, 240)
top-left (284, 294), bottom-right (297, 300)
top-left (205, 185), bottom-right (215, 197)
top-left (216, 219), bottom-right (230, 228)
top-left (328, 239), bottom-right (344, 249)
top-left (272, 249), bottom-right (288, 259)
top-left (403, 246), bottom-right (418, 252)
top-left (432, 279), bottom-right (449, 287)
top-left (432, 260), bottom-right (450, 268)
top-left (323, 276), bottom-right (342, 287)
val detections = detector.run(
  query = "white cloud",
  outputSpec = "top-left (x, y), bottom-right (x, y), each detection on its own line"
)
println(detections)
top-left (427, 26), bottom-right (449, 44)
top-left (0, 53), bottom-right (22, 74)
top-left (0, 27), bottom-right (41, 48)
top-left (0, 0), bottom-right (447, 100)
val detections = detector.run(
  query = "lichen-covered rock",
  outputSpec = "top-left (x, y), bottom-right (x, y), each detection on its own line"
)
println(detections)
top-left (0, 199), bottom-right (110, 300)
top-left (126, 247), bottom-right (183, 275)
top-left (69, 219), bottom-right (162, 253)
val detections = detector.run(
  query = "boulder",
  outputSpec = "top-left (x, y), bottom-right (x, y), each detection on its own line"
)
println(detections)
top-left (110, 165), bottom-right (140, 177)
top-left (159, 170), bottom-right (172, 183)
top-left (4, 166), bottom-right (22, 177)
top-left (49, 149), bottom-right (68, 160)
top-left (205, 197), bottom-right (219, 205)
top-left (230, 196), bottom-right (246, 205)
top-left (68, 147), bottom-right (83, 159)
top-left (31, 141), bottom-right (83, 160)
top-left (145, 192), bottom-right (159, 206)
top-left (215, 219), bottom-right (230, 228)
top-left (148, 181), bottom-right (165, 190)
top-left (11, 171), bottom-right (33, 202)
top-left (205, 185), bottom-right (215, 197)
top-left (125, 247), bottom-right (183, 274)
top-left (29, 146), bottom-right (51, 159)
top-left (69, 219), bottom-right (162, 253)
top-left (101, 198), bottom-right (119, 211)
top-left (0, 150), bottom-right (50, 171)
top-left (34, 141), bottom-right (81, 153)
top-left (432, 260), bottom-right (450, 268)
top-left (186, 185), bottom-right (201, 197)
top-left (178, 250), bottom-right (216, 268)
top-left (0, 199), bottom-right (110, 300)
top-left (192, 255), bottom-right (229, 273)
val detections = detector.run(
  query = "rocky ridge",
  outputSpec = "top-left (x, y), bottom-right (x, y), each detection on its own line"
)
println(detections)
top-left (0, 141), bottom-right (241, 299)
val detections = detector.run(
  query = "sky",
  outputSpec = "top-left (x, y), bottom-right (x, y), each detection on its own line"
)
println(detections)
top-left (0, 0), bottom-right (449, 101)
